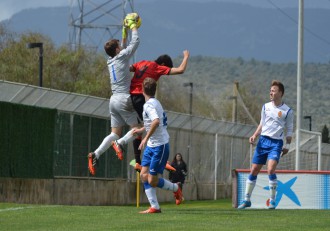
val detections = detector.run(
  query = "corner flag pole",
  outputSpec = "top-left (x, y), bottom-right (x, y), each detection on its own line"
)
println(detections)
top-left (137, 171), bottom-right (140, 207)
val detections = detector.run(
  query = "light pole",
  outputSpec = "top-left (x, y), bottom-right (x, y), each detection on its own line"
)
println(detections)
top-left (228, 96), bottom-right (237, 122)
top-left (183, 82), bottom-right (193, 116)
top-left (183, 82), bottom-right (193, 178)
top-left (304, 115), bottom-right (312, 131)
top-left (27, 42), bottom-right (43, 87)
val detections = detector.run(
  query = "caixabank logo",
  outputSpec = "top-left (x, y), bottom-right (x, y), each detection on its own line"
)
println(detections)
top-left (263, 176), bottom-right (301, 207)
top-left (237, 171), bottom-right (330, 209)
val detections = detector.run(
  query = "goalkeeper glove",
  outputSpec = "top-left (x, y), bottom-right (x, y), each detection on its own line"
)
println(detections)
top-left (124, 13), bottom-right (141, 30)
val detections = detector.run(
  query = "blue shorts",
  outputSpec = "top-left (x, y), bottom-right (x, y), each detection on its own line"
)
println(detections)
top-left (141, 143), bottom-right (169, 175)
top-left (252, 136), bottom-right (283, 165)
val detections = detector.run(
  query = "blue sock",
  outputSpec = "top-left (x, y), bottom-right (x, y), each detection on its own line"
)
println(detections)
top-left (144, 182), bottom-right (152, 190)
top-left (269, 173), bottom-right (277, 181)
top-left (157, 178), bottom-right (165, 188)
top-left (157, 178), bottom-right (177, 191)
top-left (248, 174), bottom-right (257, 181)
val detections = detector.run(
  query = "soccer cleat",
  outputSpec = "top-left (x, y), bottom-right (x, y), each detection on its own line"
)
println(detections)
top-left (267, 199), bottom-right (276, 209)
top-left (111, 141), bottom-right (124, 160)
top-left (173, 182), bottom-right (183, 205)
top-left (237, 200), bottom-right (251, 209)
top-left (134, 163), bottom-right (142, 172)
top-left (139, 207), bottom-right (161, 214)
top-left (88, 152), bottom-right (98, 175)
top-left (165, 162), bottom-right (176, 171)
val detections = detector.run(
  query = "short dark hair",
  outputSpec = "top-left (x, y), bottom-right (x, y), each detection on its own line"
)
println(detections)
top-left (143, 78), bottom-right (157, 97)
top-left (104, 39), bottom-right (119, 57)
top-left (154, 54), bottom-right (173, 68)
top-left (271, 80), bottom-right (284, 96)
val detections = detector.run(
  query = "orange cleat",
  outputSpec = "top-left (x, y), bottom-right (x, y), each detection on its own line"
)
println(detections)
top-left (88, 152), bottom-right (97, 175)
top-left (135, 163), bottom-right (142, 172)
top-left (173, 183), bottom-right (183, 205)
top-left (111, 141), bottom-right (124, 160)
top-left (165, 162), bottom-right (176, 171)
top-left (139, 207), bottom-right (161, 214)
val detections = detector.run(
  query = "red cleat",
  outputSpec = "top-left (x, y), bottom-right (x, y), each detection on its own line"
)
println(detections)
top-left (173, 183), bottom-right (183, 205)
top-left (165, 162), bottom-right (176, 171)
top-left (139, 207), bottom-right (161, 214)
top-left (135, 163), bottom-right (142, 172)
top-left (111, 141), bottom-right (124, 160)
top-left (88, 152), bottom-right (97, 175)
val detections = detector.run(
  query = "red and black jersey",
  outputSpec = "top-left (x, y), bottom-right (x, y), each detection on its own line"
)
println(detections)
top-left (130, 60), bottom-right (171, 94)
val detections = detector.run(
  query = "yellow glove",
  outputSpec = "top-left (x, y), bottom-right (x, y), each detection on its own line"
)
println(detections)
top-left (124, 13), bottom-right (142, 30)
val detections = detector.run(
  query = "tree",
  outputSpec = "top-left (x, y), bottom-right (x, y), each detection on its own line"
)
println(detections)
top-left (0, 26), bottom-right (110, 98)
top-left (321, 125), bottom-right (329, 143)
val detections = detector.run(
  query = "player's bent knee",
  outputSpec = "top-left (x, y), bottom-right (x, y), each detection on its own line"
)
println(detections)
top-left (149, 181), bottom-right (158, 187)
top-left (140, 173), bottom-right (148, 182)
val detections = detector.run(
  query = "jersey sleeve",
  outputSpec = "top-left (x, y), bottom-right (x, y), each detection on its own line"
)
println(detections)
top-left (155, 65), bottom-right (171, 75)
top-left (145, 103), bottom-right (159, 122)
top-left (286, 109), bottom-right (294, 137)
top-left (121, 30), bottom-right (140, 59)
top-left (260, 104), bottom-right (266, 126)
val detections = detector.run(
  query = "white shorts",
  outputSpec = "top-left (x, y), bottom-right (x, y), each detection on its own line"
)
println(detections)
top-left (109, 93), bottom-right (140, 127)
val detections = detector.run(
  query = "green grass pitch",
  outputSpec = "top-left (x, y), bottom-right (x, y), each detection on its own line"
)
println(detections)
top-left (0, 199), bottom-right (329, 230)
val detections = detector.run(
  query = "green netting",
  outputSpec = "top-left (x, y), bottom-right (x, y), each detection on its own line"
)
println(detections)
top-left (0, 101), bottom-right (56, 178)
top-left (1, 101), bottom-right (129, 179)
top-left (53, 113), bottom-right (127, 178)
top-left (53, 113), bottom-right (71, 176)
top-left (90, 117), bottom-right (127, 178)
top-left (71, 115), bottom-right (90, 177)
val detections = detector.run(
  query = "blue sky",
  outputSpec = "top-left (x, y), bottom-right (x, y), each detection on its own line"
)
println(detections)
top-left (1, 0), bottom-right (330, 22)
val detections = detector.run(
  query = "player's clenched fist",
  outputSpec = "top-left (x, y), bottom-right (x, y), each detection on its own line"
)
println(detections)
top-left (124, 13), bottom-right (141, 30)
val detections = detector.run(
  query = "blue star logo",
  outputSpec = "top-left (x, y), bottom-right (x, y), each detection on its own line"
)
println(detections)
top-left (264, 176), bottom-right (301, 207)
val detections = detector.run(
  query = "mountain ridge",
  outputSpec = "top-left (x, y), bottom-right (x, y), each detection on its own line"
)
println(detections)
top-left (3, 1), bottom-right (330, 63)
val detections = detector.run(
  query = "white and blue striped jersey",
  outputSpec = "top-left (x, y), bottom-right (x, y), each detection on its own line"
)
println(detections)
top-left (260, 102), bottom-right (294, 140)
top-left (143, 98), bottom-right (169, 147)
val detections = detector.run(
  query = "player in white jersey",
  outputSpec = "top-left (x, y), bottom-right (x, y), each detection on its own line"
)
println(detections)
top-left (132, 78), bottom-right (183, 213)
top-left (87, 13), bottom-right (142, 175)
top-left (238, 80), bottom-right (294, 209)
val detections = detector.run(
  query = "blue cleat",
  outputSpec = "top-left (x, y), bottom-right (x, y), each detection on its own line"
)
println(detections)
top-left (237, 200), bottom-right (251, 209)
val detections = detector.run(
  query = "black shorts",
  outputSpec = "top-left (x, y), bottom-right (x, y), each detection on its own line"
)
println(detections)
top-left (130, 94), bottom-right (145, 122)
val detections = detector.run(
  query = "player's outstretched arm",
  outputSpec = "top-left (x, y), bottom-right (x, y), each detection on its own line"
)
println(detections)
top-left (169, 50), bottom-right (190, 75)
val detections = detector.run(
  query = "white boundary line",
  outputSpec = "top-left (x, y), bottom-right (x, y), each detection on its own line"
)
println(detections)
top-left (0, 205), bottom-right (61, 213)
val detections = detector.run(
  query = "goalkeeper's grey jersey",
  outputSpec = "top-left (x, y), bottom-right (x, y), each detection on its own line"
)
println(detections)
top-left (143, 98), bottom-right (169, 147)
top-left (107, 30), bottom-right (140, 94)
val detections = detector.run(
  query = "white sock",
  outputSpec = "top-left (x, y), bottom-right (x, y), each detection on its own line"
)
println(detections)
top-left (145, 187), bottom-right (160, 209)
top-left (117, 129), bottom-right (135, 146)
top-left (269, 179), bottom-right (277, 201)
top-left (158, 178), bottom-right (179, 192)
top-left (94, 132), bottom-right (119, 158)
top-left (244, 179), bottom-right (256, 201)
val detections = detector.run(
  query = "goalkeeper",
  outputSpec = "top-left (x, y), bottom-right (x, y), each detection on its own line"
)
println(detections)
top-left (88, 13), bottom-right (142, 175)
